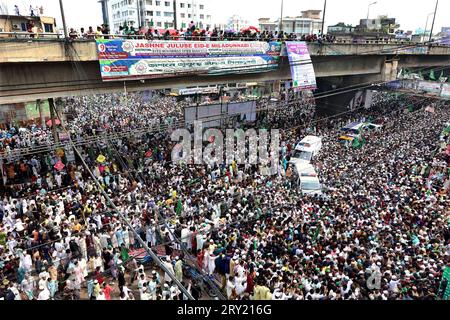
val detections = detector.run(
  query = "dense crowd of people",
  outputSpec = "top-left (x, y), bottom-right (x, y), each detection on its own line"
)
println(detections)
top-left (65, 22), bottom-right (335, 43)
top-left (0, 88), bottom-right (448, 300)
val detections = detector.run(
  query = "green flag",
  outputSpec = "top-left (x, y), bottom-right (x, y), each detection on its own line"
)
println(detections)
top-left (312, 225), bottom-right (321, 242)
top-left (430, 69), bottom-right (436, 81)
top-left (418, 71), bottom-right (424, 80)
top-left (438, 267), bottom-right (450, 300)
top-left (352, 137), bottom-right (363, 149)
top-left (175, 198), bottom-right (183, 215)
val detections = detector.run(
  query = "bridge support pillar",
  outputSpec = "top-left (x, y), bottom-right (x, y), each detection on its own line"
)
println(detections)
top-left (382, 59), bottom-right (399, 82)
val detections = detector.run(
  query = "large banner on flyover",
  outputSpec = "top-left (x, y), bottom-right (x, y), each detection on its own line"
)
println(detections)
top-left (96, 40), bottom-right (282, 81)
top-left (285, 42), bottom-right (317, 90)
top-left (417, 81), bottom-right (442, 94)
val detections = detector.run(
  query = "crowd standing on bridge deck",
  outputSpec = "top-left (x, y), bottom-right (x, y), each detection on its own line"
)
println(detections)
top-left (63, 23), bottom-right (336, 43)
top-left (0, 89), bottom-right (449, 300)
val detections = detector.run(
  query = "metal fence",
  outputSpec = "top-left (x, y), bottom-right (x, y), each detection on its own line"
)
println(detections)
top-left (1, 31), bottom-right (448, 46)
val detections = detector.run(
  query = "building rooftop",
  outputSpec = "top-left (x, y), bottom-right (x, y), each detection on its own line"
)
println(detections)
top-left (0, 14), bottom-right (50, 20)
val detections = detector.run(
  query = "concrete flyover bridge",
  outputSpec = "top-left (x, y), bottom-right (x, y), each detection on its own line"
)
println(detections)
top-left (0, 39), bottom-right (449, 104)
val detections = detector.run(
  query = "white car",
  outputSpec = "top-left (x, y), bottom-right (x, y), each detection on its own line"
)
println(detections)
top-left (290, 135), bottom-right (322, 164)
top-left (300, 172), bottom-right (323, 196)
top-left (290, 162), bottom-right (323, 196)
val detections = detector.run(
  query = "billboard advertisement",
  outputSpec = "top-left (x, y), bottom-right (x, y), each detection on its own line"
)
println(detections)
top-left (285, 42), bottom-right (317, 90)
top-left (96, 40), bottom-right (282, 81)
top-left (418, 81), bottom-right (441, 94)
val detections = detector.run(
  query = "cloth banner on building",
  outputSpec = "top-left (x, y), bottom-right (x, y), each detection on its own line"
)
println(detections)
top-left (96, 40), bottom-right (282, 81)
top-left (285, 42), bottom-right (317, 90)
top-left (418, 81), bottom-right (441, 94)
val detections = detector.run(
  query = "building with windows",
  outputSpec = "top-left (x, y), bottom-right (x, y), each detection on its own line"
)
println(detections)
top-left (0, 14), bottom-right (56, 37)
top-left (327, 22), bottom-right (354, 35)
top-left (226, 15), bottom-right (250, 31)
top-left (258, 18), bottom-right (277, 32)
top-left (357, 16), bottom-right (399, 34)
top-left (258, 10), bottom-right (323, 36)
top-left (108, 0), bottom-right (212, 33)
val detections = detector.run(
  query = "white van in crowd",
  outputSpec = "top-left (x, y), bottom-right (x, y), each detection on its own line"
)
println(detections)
top-left (292, 162), bottom-right (323, 196)
top-left (290, 135), bottom-right (322, 164)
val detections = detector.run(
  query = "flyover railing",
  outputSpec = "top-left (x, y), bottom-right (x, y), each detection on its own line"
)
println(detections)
top-left (0, 31), bottom-right (448, 47)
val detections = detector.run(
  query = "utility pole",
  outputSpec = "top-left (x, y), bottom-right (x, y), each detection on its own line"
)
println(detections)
top-left (279, 0), bottom-right (284, 32)
top-left (37, 99), bottom-right (45, 129)
top-left (136, 0), bottom-right (142, 27)
top-left (367, 1), bottom-right (377, 20)
top-left (423, 12), bottom-right (433, 43)
top-left (48, 98), bottom-right (59, 144)
top-left (98, 0), bottom-right (110, 26)
top-left (429, 0), bottom-right (439, 43)
top-left (321, 0), bottom-right (327, 35)
top-left (173, 0), bottom-right (178, 30)
top-left (58, 0), bottom-right (68, 38)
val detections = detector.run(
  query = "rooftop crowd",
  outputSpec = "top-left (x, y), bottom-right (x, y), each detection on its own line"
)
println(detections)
top-left (0, 89), bottom-right (449, 300)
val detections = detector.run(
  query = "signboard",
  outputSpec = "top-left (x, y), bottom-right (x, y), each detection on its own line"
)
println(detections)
top-left (418, 81), bottom-right (441, 94)
top-left (285, 42), bottom-right (317, 90)
top-left (65, 146), bottom-right (76, 162)
top-left (96, 40), bottom-right (282, 81)
top-left (184, 100), bottom-right (257, 128)
top-left (178, 87), bottom-right (219, 96)
top-left (25, 100), bottom-right (50, 120)
top-left (441, 84), bottom-right (450, 98)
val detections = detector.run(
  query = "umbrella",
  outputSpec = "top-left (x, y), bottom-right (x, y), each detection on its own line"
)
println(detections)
top-left (54, 160), bottom-right (65, 171)
top-left (240, 26), bottom-right (260, 33)
top-left (157, 28), bottom-right (178, 36)
top-left (46, 119), bottom-right (61, 127)
top-left (168, 29), bottom-right (178, 36)
top-left (96, 154), bottom-right (106, 163)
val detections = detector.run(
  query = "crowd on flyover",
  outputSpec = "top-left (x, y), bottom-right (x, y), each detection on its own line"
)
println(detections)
top-left (0, 89), bottom-right (448, 300)
top-left (65, 23), bottom-right (336, 43)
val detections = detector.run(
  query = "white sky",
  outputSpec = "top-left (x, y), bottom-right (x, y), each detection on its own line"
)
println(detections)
top-left (4, 0), bottom-right (449, 33)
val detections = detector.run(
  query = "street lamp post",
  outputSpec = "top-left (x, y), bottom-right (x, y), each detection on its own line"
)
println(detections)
top-left (58, 0), bottom-right (68, 39)
top-left (321, 0), bottom-right (327, 35)
top-left (428, 0), bottom-right (439, 43)
top-left (279, 0), bottom-right (284, 32)
top-left (367, 1), bottom-right (377, 20)
top-left (423, 12), bottom-right (434, 42)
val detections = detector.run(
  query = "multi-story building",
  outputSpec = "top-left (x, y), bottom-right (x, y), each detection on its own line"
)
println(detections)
top-left (108, 0), bottom-right (212, 33)
top-left (0, 14), bottom-right (56, 37)
top-left (227, 15), bottom-right (250, 31)
top-left (258, 10), bottom-right (323, 36)
top-left (258, 18), bottom-right (277, 32)
top-left (357, 16), bottom-right (399, 34)
top-left (327, 22), bottom-right (354, 34)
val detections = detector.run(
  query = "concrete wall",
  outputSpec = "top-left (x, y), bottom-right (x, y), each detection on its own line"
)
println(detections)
top-left (0, 41), bottom-right (448, 104)
top-left (0, 55), bottom-right (387, 104)
top-left (1, 41), bottom-right (449, 63)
